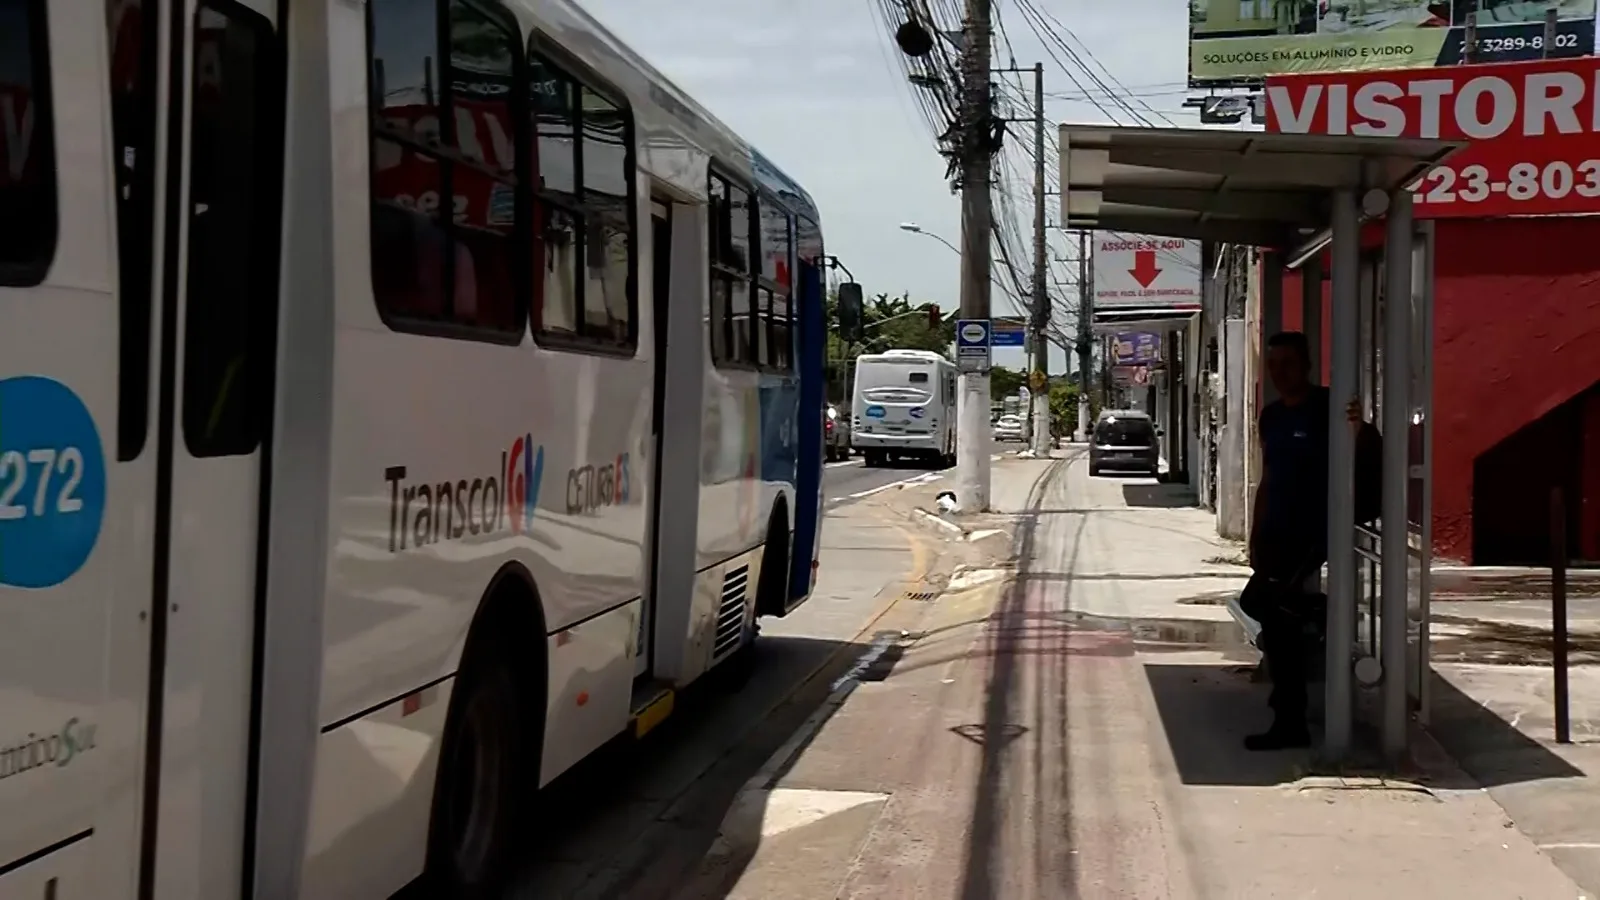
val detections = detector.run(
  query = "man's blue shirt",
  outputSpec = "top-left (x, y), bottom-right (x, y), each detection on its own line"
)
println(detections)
top-left (1258, 386), bottom-right (1330, 570)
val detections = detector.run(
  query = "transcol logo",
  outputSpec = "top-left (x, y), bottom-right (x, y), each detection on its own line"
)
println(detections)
top-left (384, 433), bottom-right (545, 552)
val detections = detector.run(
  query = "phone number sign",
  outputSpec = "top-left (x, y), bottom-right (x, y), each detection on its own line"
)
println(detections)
top-left (1266, 56), bottom-right (1600, 218)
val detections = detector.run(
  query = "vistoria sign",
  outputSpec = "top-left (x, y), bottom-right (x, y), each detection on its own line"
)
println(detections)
top-left (1266, 56), bottom-right (1600, 218)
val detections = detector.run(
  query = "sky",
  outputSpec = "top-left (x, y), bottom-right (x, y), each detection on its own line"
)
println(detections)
top-left (584, 0), bottom-right (1197, 373)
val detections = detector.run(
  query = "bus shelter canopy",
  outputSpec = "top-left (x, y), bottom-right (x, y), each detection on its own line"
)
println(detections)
top-left (1089, 310), bottom-right (1195, 336)
top-left (1058, 125), bottom-right (1462, 249)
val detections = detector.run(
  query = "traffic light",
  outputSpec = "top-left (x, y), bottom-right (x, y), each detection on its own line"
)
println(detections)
top-left (837, 282), bottom-right (864, 343)
top-left (927, 305), bottom-right (941, 329)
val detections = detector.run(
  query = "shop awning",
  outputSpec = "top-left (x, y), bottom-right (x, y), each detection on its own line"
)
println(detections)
top-left (1059, 125), bottom-right (1463, 249)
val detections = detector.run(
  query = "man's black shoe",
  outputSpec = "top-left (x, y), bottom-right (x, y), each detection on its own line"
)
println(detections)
top-left (1243, 726), bottom-right (1311, 751)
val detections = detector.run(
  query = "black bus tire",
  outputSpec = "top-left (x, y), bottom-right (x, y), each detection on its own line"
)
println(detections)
top-left (426, 641), bottom-right (540, 897)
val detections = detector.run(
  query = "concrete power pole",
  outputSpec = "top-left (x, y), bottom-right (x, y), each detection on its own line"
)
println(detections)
top-left (1075, 229), bottom-right (1092, 441)
top-left (1028, 62), bottom-right (1052, 456)
top-left (954, 0), bottom-right (994, 510)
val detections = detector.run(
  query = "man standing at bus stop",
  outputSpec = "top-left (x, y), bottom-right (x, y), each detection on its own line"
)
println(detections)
top-left (1243, 331), bottom-right (1381, 751)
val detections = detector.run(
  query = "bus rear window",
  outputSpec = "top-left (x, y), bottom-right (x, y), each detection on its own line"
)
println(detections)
top-left (0, 0), bottom-right (58, 285)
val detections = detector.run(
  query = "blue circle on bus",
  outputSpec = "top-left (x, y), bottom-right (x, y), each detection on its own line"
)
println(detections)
top-left (0, 376), bottom-right (108, 589)
top-left (865, 405), bottom-right (886, 418)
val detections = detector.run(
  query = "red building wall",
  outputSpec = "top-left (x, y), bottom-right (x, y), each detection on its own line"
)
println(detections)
top-left (1273, 218), bottom-right (1600, 563)
top-left (1434, 218), bottom-right (1600, 563)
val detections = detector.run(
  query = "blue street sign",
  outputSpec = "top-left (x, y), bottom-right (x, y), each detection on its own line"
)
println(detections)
top-left (991, 324), bottom-right (1026, 347)
top-left (955, 318), bottom-right (991, 373)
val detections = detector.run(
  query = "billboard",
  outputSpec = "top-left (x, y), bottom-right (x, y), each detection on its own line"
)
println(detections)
top-left (1265, 55), bottom-right (1600, 217)
top-left (1093, 235), bottom-right (1202, 311)
top-left (1189, 0), bottom-right (1597, 86)
top-left (1112, 332), bottom-right (1163, 365)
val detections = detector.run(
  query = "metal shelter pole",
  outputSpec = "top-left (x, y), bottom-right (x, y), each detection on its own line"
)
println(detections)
top-left (1415, 219), bottom-right (1436, 725)
top-left (1324, 188), bottom-right (1361, 761)
top-left (1380, 188), bottom-right (1414, 760)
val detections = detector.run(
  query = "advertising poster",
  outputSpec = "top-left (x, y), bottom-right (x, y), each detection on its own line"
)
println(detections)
top-left (1265, 55), bottom-right (1600, 218)
top-left (1112, 332), bottom-right (1163, 365)
top-left (1190, 0), bottom-right (1597, 85)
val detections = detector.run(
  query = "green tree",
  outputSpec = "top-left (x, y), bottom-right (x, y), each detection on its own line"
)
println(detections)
top-left (1048, 381), bottom-right (1102, 438)
top-left (857, 292), bottom-right (954, 354)
top-left (989, 366), bottom-right (1026, 402)
top-left (823, 289), bottom-right (954, 402)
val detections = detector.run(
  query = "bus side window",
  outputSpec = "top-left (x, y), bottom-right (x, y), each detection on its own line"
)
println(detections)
top-left (108, 0), bottom-right (160, 460)
top-left (179, 0), bottom-right (284, 457)
top-left (368, 0), bottom-right (523, 339)
top-left (795, 215), bottom-right (822, 377)
top-left (0, 0), bottom-right (58, 287)
top-left (706, 174), bottom-right (732, 363)
top-left (707, 169), bottom-right (754, 369)
top-left (529, 47), bottom-right (637, 352)
top-left (757, 195), bottom-right (792, 372)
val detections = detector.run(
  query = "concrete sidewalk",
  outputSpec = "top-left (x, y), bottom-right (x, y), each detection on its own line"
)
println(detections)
top-left (674, 451), bottom-right (1585, 898)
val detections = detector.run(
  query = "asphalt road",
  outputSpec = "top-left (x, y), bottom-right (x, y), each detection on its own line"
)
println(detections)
top-left (823, 442), bottom-right (1023, 510)
top-left (496, 491), bottom-right (952, 899)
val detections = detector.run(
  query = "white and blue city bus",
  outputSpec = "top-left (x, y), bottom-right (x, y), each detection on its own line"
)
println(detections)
top-left (0, 0), bottom-right (836, 896)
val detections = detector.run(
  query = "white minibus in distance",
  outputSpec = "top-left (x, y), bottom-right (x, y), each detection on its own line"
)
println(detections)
top-left (850, 349), bottom-right (957, 468)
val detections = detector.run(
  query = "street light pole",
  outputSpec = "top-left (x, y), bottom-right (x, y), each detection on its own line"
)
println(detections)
top-left (1028, 62), bottom-right (1051, 454)
top-left (898, 222), bottom-right (960, 256)
top-left (900, 223), bottom-right (1027, 308)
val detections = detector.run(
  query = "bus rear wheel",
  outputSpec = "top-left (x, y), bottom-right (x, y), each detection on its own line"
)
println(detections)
top-left (755, 507), bottom-right (791, 619)
top-left (428, 652), bottom-right (537, 897)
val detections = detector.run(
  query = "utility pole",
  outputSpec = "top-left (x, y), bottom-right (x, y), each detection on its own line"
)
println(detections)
top-left (953, 0), bottom-right (994, 510)
top-left (1101, 333), bottom-right (1112, 407)
top-left (890, 0), bottom-right (994, 508)
top-left (1075, 229), bottom-right (1093, 441)
top-left (1029, 62), bottom-right (1051, 455)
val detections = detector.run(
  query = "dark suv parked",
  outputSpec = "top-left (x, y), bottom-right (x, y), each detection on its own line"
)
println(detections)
top-left (1089, 411), bottom-right (1159, 477)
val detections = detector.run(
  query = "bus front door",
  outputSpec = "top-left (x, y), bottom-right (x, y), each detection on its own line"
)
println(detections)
top-left (135, 1), bottom-right (287, 897)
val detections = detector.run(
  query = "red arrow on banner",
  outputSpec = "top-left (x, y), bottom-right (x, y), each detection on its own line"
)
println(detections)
top-left (1129, 249), bottom-right (1162, 288)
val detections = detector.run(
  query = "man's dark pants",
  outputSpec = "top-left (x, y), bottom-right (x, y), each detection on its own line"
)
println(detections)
top-left (1240, 550), bottom-right (1324, 731)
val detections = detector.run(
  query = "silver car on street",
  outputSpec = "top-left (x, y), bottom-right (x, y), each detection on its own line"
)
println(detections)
top-left (992, 414), bottom-right (1025, 442)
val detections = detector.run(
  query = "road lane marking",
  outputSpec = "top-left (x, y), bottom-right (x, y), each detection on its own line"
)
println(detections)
top-left (824, 451), bottom-right (1016, 506)
top-left (847, 471), bottom-right (943, 499)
